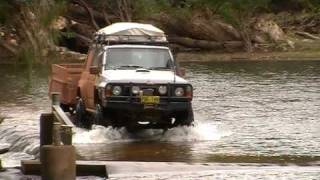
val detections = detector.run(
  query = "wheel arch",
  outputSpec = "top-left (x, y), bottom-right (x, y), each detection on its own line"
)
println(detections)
top-left (77, 87), bottom-right (81, 97)
top-left (94, 87), bottom-right (99, 105)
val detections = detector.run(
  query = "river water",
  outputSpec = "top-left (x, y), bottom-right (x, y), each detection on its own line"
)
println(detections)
top-left (0, 61), bottom-right (319, 179)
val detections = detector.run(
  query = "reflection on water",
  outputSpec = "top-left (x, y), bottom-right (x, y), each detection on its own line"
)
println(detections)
top-left (0, 61), bottom-right (319, 177)
top-left (75, 123), bottom-right (230, 162)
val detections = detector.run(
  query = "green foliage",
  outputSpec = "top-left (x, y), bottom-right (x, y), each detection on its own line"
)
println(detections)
top-left (134, 0), bottom-right (172, 19)
top-left (39, 0), bottom-right (67, 27)
top-left (217, 0), bottom-right (271, 27)
top-left (0, 1), bottom-right (13, 24)
top-left (188, 0), bottom-right (226, 11)
top-left (39, 0), bottom-right (67, 46)
top-left (309, 0), bottom-right (320, 11)
top-left (132, 0), bottom-right (271, 23)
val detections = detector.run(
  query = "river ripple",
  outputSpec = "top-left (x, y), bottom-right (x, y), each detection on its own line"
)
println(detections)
top-left (0, 61), bottom-right (319, 178)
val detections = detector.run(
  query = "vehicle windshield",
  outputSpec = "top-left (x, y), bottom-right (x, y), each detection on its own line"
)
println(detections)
top-left (105, 48), bottom-right (173, 70)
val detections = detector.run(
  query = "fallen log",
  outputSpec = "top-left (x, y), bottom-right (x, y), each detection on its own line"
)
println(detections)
top-left (155, 14), bottom-right (241, 42)
top-left (69, 22), bottom-right (95, 38)
top-left (67, 4), bottom-right (118, 27)
top-left (0, 39), bottom-right (18, 55)
top-left (168, 36), bottom-right (244, 50)
top-left (21, 160), bottom-right (108, 177)
top-left (295, 31), bottom-right (320, 40)
top-left (73, 0), bottom-right (100, 30)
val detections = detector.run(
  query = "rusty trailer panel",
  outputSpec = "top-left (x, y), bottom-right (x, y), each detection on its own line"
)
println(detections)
top-left (49, 64), bottom-right (83, 105)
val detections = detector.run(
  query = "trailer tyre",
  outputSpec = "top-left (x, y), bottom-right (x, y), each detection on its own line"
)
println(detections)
top-left (75, 98), bottom-right (89, 128)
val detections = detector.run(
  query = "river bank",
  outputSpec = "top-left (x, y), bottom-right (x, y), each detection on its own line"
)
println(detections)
top-left (1, 50), bottom-right (320, 65)
top-left (177, 50), bottom-right (320, 62)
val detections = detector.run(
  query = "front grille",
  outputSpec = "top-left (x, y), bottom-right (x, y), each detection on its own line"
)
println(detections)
top-left (142, 88), bottom-right (154, 96)
top-left (108, 83), bottom-right (190, 97)
top-left (122, 84), bottom-right (166, 96)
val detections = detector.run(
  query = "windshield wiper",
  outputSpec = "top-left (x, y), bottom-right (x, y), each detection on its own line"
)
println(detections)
top-left (117, 65), bottom-right (144, 69)
top-left (148, 67), bottom-right (171, 70)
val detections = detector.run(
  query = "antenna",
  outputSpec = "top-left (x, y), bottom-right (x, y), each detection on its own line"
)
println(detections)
top-left (169, 52), bottom-right (176, 83)
top-left (174, 65), bottom-right (176, 83)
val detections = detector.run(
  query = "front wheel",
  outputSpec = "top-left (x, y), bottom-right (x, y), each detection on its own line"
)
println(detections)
top-left (93, 104), bottom-right (112, 127)
top-left (174, 105), bottom-right (194, 127)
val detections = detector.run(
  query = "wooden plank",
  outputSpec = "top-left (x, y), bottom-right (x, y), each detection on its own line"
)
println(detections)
top-left (21, 160), bottom-right (41, 175)
top-left (76, 163), bottom-right (107, 177)
top-left (21, 160), bottom-right (108, 177)
top-left (52, 105), bottom-right (74, 127)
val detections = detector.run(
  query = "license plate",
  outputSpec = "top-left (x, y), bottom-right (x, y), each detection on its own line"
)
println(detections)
top-left (141, 96), bottom-right (160, 104)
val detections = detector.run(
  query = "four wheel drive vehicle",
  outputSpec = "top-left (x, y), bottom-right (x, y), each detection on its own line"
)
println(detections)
top-left (49, 23), bottom-right (194, 130)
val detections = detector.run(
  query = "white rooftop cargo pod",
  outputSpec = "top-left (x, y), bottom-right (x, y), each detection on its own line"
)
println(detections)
top-left (94, 22), bottom-right (168, 44)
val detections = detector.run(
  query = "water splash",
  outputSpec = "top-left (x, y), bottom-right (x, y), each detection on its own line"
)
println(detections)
top-left (73, 125), bottom-right (130, 144)
top-left (73, 122), bottom-right (231, 144)
top-left (161, 122), bottom-right (231, 142)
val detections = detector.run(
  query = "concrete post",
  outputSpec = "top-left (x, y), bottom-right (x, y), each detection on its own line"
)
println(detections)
top-left (40, 121), bottom-right (76, 180)
top-left (51, 93), bottom-right (61, 106)
top-left (61, 125), bottom-right (73, 145)
top-left (52, 122), bottom-right (61, 146)
top-left (41, 145), bottom-right (76, 180)
top-left (40, 113), bottom-right (54, 147)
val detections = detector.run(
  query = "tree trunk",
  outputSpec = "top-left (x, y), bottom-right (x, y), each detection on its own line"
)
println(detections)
top-left (73, 0), bottom-right (100, 30)
top-left (240, 30), bottom-right (253, 52)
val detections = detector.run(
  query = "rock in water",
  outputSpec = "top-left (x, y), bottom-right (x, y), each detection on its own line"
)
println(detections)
top-left (0, 159), bottom-right (3, 171)
top-left (0, 143), bottom-right (10, 154)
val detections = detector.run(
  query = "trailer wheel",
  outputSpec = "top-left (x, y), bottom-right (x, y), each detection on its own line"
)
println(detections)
top-left (75, 98), bottom-right (89, 128)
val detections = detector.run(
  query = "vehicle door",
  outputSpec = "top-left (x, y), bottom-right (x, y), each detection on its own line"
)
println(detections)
top-left (78, 48), bottom-right (94, 107)
top-left (79, 48), bottom-right (103, 110)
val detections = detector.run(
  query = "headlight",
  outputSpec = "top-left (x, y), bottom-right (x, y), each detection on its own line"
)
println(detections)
top-left (112, 86), bottom-right (122, 96)
top-left (186, 85), bottom-right (193, 98)
top-left (132, 86), bottom-right (140, 95)
top-left (158, 85), bottom-right (167, 95)
top-left (105, 84), bottom-right (112, 96)
top-left (175, 87), bottom-right (184, 96)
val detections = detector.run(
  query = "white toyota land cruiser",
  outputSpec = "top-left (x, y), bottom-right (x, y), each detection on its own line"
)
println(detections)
top-left (75, 23), bottom-right (194, 130)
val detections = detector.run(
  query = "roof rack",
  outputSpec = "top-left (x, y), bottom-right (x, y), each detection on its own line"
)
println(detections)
top-left (93, 34), bottom-right (169, 46)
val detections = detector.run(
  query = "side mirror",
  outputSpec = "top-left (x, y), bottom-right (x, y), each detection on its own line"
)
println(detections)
top-left (177, 67), bottom-right (186, 77)
top-left (89, 66), bottom-right (99, 75)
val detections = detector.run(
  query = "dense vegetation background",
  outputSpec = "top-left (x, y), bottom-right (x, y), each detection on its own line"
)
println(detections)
top-left (2, 0), bottom-right (320, 64)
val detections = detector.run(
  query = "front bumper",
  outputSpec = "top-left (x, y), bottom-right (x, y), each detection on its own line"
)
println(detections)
top-left (102, 96), bottom-right (192, 129)
top-left (104, 96), bottom-right (191, 112)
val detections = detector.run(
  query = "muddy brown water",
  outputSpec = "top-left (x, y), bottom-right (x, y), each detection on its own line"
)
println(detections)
top-left (0, 61), bottom-right (319, 179)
